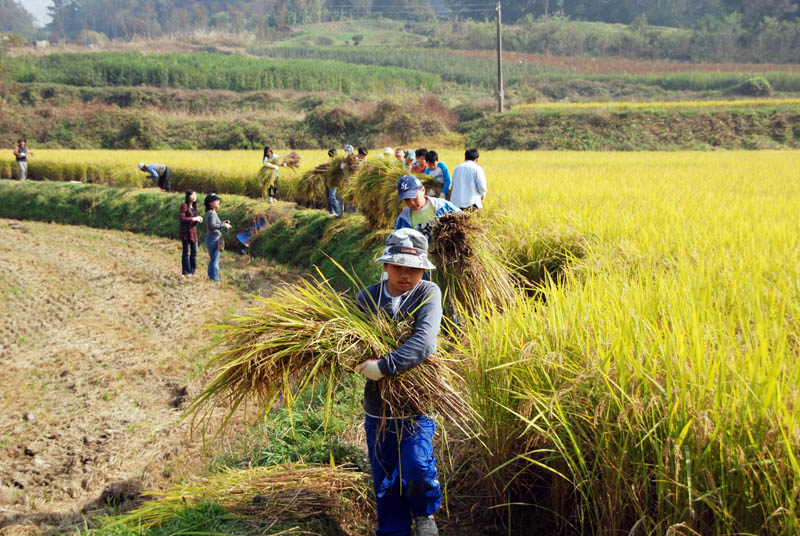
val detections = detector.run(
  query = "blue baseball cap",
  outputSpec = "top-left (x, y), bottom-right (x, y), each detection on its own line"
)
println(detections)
top-left (405, 149), bottom-right (415, 160)
top-left (397, 175), bottom-right (423, 200)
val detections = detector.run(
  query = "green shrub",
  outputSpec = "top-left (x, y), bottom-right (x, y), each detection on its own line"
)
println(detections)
top-left (727, 76), bottom-right (773, 97)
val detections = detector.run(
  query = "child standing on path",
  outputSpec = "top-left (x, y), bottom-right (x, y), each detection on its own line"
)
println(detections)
top-left (203, 193), bottom-right (231, 282)
top-left (355, 228), bottom-right (443, 536)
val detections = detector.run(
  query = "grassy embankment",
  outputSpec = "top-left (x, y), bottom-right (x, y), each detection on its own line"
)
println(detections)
top-left (0, 180), bottom-right (380, 288)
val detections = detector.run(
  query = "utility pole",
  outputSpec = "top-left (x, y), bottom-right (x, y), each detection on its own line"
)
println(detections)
top-left (496, 0), bottom-right (504, 113)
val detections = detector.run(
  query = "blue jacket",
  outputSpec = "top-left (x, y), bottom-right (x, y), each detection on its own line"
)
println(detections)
top-left (395, 197), bottom-right (460, 244)
top-left (424, 162), bottom-right (451, 195)
top-left (356, 280), bottom-right (443, 416)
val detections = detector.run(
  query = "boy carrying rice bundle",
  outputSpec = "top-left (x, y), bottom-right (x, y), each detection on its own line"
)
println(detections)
top-left (355, 228), bottom-right (445, 536)
top-left (187, 229), bottom-right (459, 536)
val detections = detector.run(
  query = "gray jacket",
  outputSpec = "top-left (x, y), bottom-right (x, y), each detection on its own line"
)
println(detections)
top-left (356, 279), bottom-right (443, 417)
top-left (204, 210), bottom-right (224, 242)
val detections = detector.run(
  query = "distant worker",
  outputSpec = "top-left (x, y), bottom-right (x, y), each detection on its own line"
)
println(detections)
top-left (411, 148), bottom-right (428, 174)
top-left (395, 175), bottom-right (459, 244)
top-left (14, 138), bottom-right (31, 180)
top-left (261, 146), bottom-right (287, 203)
top-left (383, 147), bottom-right (394, 159)
top-left (138, 162), bottom-right (171, 192)
top-left (395, 147), bottom-right (406, 163)
top-left (405, 149), bottom-right (415, 168)
top-left (449, 149), bottom-right (487, 211)
top-left (326, 148), bottom-right (342, 218)
top-left (358, 147), bottom-right (369, 161)
top-left (423, 150), bottom-right (451, 199)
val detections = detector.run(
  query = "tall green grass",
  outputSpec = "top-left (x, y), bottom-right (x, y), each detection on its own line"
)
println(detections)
top-left (9, 52), bottom-right (442, 93)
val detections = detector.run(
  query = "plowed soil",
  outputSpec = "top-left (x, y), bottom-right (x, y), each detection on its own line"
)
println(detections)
top-left (0, 219), bottom-right (296, 535)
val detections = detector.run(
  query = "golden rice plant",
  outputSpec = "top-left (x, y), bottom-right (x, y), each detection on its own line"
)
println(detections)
top-left (186, 274), bottom-right (476, 435)
top-left (106, 464), bottom-right (372, 534)
top-left (281, 151), bottom-right (301, 171)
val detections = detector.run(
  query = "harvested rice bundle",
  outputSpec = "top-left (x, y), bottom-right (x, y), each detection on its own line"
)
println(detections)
top-left (107, 464), bottom-right (371, 534)
top-left (186, 276), bottom-right (475, 434)
top-left (255, 165), bottom-right (277, 198)
top-left (326, 153), bottom-right (360, 189)
top-left (295, 164), bottom-right (328, 207)
top-left (280, 151), bottom-right (301, 171)
top-left (431, 211), bottom-right (519, 312)
top-left (342, 158), bottom-right (426, 230)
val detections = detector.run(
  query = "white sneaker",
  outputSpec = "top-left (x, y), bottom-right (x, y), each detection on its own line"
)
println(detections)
top-left (414, 515), bottom-right (438, 536)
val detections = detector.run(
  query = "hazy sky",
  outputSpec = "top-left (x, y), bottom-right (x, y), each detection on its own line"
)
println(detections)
top-left (25, 0), bottom-right (52, 27)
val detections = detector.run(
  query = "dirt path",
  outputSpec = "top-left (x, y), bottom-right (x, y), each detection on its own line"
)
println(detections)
top-left (0, 219), bottom-right (296, 535)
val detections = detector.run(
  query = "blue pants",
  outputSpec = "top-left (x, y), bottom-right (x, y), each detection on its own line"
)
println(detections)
top-left (326, 186), bottom-right (341, 216)
top-left (205, 237), bottom-right (220, 282)
top-left (365, 415), bottom-right (441, 536)
top-left (181, 239), bottom-right (197, 275)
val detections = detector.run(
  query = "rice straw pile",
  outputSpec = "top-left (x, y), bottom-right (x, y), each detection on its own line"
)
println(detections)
top-left (341, 158), bottom-right (439, 229)
top-left (107, 464), bottom-right (371, 532)
top-left (186, 276), bottom-right (475, 434)
top-left (431, 211), bottom-right (519, 312)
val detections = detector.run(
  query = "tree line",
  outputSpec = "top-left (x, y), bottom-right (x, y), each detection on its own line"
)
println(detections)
top-left (1, 0), bottom-right (798, 40)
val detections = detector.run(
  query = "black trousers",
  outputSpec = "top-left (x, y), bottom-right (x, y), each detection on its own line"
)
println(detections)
top-left (158, 168), bottom-right (171, 192)
top-left (182, 239), bottom-right (197, 274)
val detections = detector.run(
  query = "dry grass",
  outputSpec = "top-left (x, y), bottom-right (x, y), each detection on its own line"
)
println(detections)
top-left (105, 464), bottom-right (372, 535)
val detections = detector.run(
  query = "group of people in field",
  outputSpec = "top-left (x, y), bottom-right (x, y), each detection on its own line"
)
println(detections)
top-left (11, 134), bottom-right (484, 535)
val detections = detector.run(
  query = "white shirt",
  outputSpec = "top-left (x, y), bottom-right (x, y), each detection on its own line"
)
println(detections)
top-left (450, 160), bottom-right (487, 209)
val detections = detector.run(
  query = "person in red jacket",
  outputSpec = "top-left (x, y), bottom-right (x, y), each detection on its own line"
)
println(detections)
top-left (178, 190), bottom-right (203, 275)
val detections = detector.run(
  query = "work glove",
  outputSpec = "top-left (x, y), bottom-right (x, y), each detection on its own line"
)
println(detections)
top-left (356, 359), bottom-right (385, 381)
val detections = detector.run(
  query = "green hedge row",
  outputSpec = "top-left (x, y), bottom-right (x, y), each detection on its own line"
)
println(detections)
top-left (0, 180), bottom-right (380, 287)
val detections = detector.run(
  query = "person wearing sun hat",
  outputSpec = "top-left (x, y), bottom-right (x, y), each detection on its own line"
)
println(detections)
top-left (355, 228), bottom-right (443, 536)
top-left (394, 175), bottom-right (459, 245)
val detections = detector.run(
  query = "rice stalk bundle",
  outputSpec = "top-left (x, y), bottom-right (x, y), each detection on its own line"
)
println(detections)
top-left (431, 211), bottom-right (519, 312)
top-left (255, 165), bottom-right (277, 198)
top-left (186, 276), bottom-right (476, 435)
top-left (281, 151), bottom-right (301, 171)
top-left (295, 165), bottom-right (328, 207)
top-left (326, 154), bottom-right (360, 189)
top-left (342, 158), bottom-right (427, 230)
top-left (107, 464), bottom-right (371, 532)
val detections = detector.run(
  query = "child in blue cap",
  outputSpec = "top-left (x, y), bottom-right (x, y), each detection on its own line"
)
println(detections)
top-left (356, 228), bottom-right (443, 536)
top-left (395, 175), bottom-right (460, 245)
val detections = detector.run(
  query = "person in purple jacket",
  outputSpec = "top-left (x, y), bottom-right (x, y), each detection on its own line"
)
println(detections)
top-left (355, 228), bottom-right (443, 536)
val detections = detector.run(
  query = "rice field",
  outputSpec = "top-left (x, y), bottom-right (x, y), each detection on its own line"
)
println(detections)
top-left (4, 148), bottom-right (800, 533)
